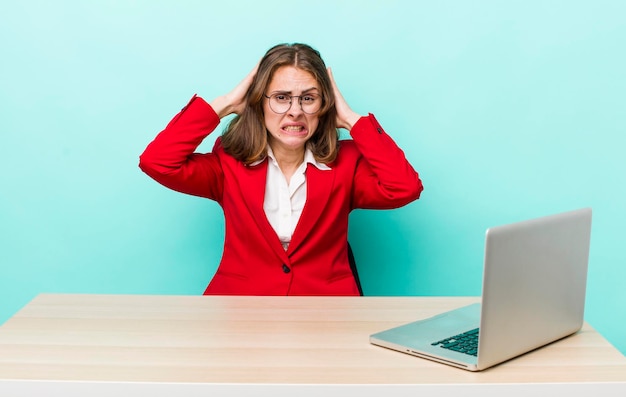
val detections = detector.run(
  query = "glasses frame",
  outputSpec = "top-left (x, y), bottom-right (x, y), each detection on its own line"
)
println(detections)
top-left (263, 93), bottom-right (322, 115)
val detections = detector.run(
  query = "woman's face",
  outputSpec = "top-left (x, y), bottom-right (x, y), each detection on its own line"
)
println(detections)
top-left (263, 66), bottom-right (321, 154)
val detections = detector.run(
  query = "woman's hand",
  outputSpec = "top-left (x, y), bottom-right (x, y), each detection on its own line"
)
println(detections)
top-left (211, 62), bottom-right (259, 119)
top-left (328, 67), bottom-right (361, 131)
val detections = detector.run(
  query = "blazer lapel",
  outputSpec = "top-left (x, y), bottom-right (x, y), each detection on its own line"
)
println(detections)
top-left (237, 160), bottom-right (290, 263)
top-left (288, 164), bottom-right (335, 254)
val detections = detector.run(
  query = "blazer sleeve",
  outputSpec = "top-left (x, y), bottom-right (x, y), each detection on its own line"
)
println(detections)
top-left (138, 95), bottom-right (225, 201)
top-left (349, 113), bottom-right (423, 209)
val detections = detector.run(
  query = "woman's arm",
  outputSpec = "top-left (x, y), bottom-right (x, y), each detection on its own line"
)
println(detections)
top-left (138, 96), bottom-right (225, 199)
top-left (328, 67), bottom-right (423, 209)
top-left (139, 64), bottom-right (260, 200)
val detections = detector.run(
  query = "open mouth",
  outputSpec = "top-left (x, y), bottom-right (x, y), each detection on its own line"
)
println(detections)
top-left (282, 125), bottom-right (307, 134)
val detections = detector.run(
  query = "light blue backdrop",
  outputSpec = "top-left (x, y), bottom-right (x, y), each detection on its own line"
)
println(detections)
top-left (1, 0), bottom-right (625, 355)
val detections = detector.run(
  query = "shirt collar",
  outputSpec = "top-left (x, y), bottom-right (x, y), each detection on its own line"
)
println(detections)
top-left (250, 145), bottom-right (332, 171)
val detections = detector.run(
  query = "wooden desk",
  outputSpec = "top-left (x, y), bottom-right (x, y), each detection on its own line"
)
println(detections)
top-left (0, 294), bottom-right (625, 396)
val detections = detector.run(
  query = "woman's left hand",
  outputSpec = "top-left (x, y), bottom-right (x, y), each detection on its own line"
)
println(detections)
top-left (328, 67), bottom-right (362, 131)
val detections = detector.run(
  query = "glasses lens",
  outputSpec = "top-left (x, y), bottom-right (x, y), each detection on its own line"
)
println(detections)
top-left (301, 94), bottom-right (321, 114)
top-left (268, 94), bottom-right (321, 114)
top-left (270, 94), bottom-right (291, 113)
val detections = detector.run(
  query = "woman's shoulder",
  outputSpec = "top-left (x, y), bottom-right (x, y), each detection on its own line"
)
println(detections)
top-left (338, 138), bottom-right (359, 154)
top-left (333, 139), bottom-right (360, 165)
top-left (212, 137), bottom-right (267, 169)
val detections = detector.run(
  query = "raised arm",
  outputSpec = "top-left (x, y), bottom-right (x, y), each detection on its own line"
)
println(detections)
top-left (327, 67), bottom-right (423, 209)
top-left (138, 64), bottom-right (259, 199)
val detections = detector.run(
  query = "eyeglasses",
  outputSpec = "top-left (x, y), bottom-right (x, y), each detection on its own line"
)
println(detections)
top-left (263, 93), bottom-right (322, 115)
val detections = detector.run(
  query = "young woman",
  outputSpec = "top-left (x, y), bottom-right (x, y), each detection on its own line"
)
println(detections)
top-left (139, 43), bottom-right (423, 296)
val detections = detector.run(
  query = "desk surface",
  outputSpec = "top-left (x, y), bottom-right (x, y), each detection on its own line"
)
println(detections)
top-left (0, 294), bottom-right (625, 386)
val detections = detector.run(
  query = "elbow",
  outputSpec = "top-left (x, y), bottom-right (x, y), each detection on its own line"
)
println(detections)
top-left (396, 174), bottom-right (424, 206)
top-left (379, 177), bottom-right (423, 209)
top-left (138, 150), bottom-right (166, 179)
top-left (401, 177), bottom-right (423, 206)
top-left (138, 152), bottom-right (154, 175)
top-left (411, 175), bottom-right (424, 201)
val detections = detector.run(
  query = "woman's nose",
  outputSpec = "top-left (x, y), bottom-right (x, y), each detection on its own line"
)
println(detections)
top-left (287, 97), bottom-right (304, 116)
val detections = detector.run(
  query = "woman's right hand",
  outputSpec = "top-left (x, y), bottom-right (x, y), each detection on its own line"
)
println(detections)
top-left (328, 67), bottom-right (361, 131)
top-left (210, 62), bottom-right (259, 119)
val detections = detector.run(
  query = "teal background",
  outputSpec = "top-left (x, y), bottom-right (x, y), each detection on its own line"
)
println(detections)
top-left (1, 0), bottom-right (625, 355)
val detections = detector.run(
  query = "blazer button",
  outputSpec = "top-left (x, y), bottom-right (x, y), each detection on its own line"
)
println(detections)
top-left (282, 264), bottom-right (291, 273)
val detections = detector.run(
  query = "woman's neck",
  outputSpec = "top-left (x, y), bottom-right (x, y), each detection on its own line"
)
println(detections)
top-left (270, 144), bottom-right (305, 184)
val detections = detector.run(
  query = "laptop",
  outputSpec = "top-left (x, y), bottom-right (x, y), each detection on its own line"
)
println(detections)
top-left (370, 207), bottom-right (592, 371)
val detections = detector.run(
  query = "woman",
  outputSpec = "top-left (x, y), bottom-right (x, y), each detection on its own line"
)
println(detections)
top-left (139, 43), bottom-right (423, 296)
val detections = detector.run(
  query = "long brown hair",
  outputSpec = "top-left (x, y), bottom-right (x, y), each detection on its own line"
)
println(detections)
top-left (220, 43), bottom-right (338, 165)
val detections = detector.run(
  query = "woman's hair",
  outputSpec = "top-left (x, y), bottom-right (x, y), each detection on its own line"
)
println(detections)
top-left (220, 43), bottom-right (338, 165)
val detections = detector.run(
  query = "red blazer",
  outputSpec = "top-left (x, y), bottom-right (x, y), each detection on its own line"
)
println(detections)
top-left (139, 95), bottom-right (423, 296)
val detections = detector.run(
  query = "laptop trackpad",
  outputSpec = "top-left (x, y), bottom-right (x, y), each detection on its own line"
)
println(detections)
top-left (371, 303), bottom-right (481, 355)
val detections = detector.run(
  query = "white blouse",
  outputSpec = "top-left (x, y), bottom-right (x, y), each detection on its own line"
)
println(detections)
top-left (262, 146), bottom-right (331, 250)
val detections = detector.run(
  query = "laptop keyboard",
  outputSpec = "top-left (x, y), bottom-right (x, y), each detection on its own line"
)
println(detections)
top-left (431, 328), bottom-right (479, 356)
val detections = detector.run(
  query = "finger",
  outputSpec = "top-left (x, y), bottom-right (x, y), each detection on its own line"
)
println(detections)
top-left (328, 67), bottom-right (344, 104)
top-left (327, 67), bottom-right (339, 92)
top-left (239, 64), bottom-right (258, 90)
top-left (247, 60), bottom-right (260, 80)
